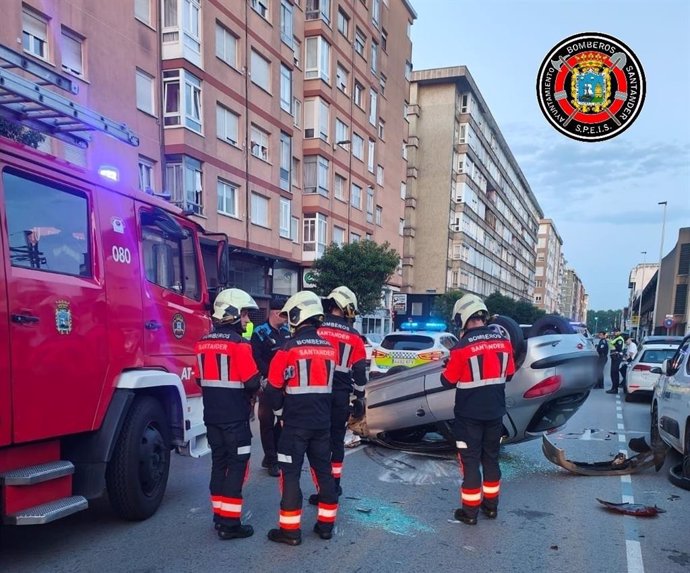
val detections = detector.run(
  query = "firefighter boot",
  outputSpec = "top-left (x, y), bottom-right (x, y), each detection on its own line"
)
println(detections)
top-left (217, 524), bottom-right (254, 540)
top-left (480, 503), bottom-right (498, 519)
top-left (313, 523), bottom-right (333, 540)
top-left (454, 508), bottom-right (478, 526)
top-left (268, 528), bottom-right (302, 546)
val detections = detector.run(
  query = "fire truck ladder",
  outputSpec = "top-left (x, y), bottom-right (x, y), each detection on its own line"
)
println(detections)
top-left (0, 44), bottom-right (139, 148)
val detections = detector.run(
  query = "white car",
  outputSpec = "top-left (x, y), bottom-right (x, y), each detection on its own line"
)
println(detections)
top-left (624, 342), bottom-right (681, 401)
top-left (651, 334), bottom-right (690, 490)
top-left (369, 323), bottom-right (458, 377)
top-left (361, 333), bottom-right (383, 368)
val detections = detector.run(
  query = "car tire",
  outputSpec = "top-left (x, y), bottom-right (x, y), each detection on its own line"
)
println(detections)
top-left (528, 315), bottom-right (575, 338)
top-left (650, 403), bottom-right (662, 450)
top-left (668, 462), bottom-right (690, 490)
top-left (488, 315), bottom-right (526, 361)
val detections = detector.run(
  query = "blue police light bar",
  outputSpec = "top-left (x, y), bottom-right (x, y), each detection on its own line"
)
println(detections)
top-left (400, 321), bottom-right (447, 332)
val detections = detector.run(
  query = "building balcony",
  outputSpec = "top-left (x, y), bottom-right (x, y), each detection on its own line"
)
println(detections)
top-left (402, 255), bottom-right (415, 266)
top-left (403, 226), bottom-right (416, 238)
top-left (406, 166), bottom-right (418, 179)
top-left (405, 196), bottom-right (417, 209)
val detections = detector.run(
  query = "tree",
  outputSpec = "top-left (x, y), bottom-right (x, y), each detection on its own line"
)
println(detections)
top-left (0, 119), bottom-right (45, 149)
top-left (432, 289), bottom-right (464, 325)
top-left (311, 240), bottom-right (400, 315)
top-left (484, 291), bottom-right (545, 323)
top-left (587, 309), bottom-right (623, 333)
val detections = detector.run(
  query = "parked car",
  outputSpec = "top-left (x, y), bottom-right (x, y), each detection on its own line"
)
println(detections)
top-left (369, 323), bottom-right (458, 377)
top-left (641, 335), bottom-right (684, 346)
top-left (351, 315), bottom-right (598, 451)
top-left (651, 334), bottom-right (690, 490)
top-left (623, 341), bottom-right (682, 401)
top-left (361, 333), bottom-right (383, 368)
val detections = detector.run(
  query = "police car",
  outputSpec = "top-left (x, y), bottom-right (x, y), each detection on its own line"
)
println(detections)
top-left (369, 321), bottom-right (458, 377)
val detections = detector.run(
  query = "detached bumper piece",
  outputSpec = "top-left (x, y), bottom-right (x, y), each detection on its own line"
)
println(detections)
top-left (596, 499), bottom-right (665, 517)
top-left (541, 434), bottom-right (666, 476)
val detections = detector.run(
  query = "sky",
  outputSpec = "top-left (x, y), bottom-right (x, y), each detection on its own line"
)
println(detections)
top-left (409, 0), bottom-right (690, 310)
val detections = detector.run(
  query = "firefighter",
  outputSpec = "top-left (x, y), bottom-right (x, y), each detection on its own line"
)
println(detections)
top-left (193, 288), bottom-right (261, 540)
top-left (606, 329), bottom-right (625, 394)
top-left (440, 294), bottom-right (515, 526)
top-left (264, 291), bottom-right (339, 546)
top-left (250, 298), bottom-right (291, 477)
top-left (308, 286), bottom-right (367, 505)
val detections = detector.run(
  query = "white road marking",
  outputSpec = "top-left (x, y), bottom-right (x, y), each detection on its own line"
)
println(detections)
top-left (618, 423), bottom-right (625, 430)
top-left (617, 413), bottom-right (624, 420)
top-left (626, 540), bottom-right (644, 573)
top-left (618, 434), bottom-right (627, 443)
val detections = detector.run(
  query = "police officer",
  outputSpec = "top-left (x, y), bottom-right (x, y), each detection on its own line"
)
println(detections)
top-left (595, 331), bottom-right (609, 389)
top-left (607, 329), bottom-right (625, 394)
top-left (194, 288), bottom-right (261, 540)
top-left (265, 291), bottom-right (339, 546)
top-left (251, 298), bottom-right (291, 477)
top-left (441, 294), bottom-right (515, 526)
top-left (308, 286), bottom-right (367, 505)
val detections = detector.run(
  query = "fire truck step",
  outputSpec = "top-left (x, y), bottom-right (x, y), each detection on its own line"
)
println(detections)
top-left (5, 495), bottom-right (88, 525)
top-left (0, 460), bottom-right (75, 485)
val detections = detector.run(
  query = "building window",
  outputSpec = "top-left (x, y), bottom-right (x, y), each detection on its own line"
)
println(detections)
top-left (372, 0), bottom-right (381, 27)
top-left (375, 205), bottom-right (382, 226)
top-left (251, 49), bottom-right (271, 92)
top-left (379, 73), bottom-right (386, 95)
top-left (335, 119), bottom-right (349, 145)
top-left (350, 232), bottom-right (361, 243)
top-left (333, 226), bottom-right (345, 246)
top-left (377, 119), bottom-right (385, 140)
top-left (61, 28), bottom-right (84, 77)
top-left (292, 97), bottom-right (302, 128)
top-left (400, 181), bottom-right (406, 199)
top-left (353, 81), bottom-right (364, 107)
top-left (399, 218), bottom-right (405, 235)
top-left (216, 23), bottom-right (238, 68)
top-left (367, 139), bottom-right (375, 173)
top-left (305, 36), bottom-right (330, 83)
top-left (370, 42), bottom-right (378, 74)
top-left (280, 198), bottom-right (291, 238)
top-left (293, 37), bottom-right (301, 68)
top-left (182, 0), bottom-right (201, 55)
top-left (351, 183), bottom-right (362, 209)
top-left (376, 164), bottom-right (384, 186)
top-left (216, 104), bottom-right (239, 145)
top-left (366, 186), bottom-right (374, 222)
top-left (336, 64), bottom-right (349, 94)
top-left (404, 60), bottom-right (412, 81)
top-left (280, 132), bottom-right (292, 191)
top-left (381, 29), bottom-right (388, 52)
top-left (217, 179), bottom-right (238, 217)
top-left (250, 193), bottom-right (269, 227)
top-left (163, 69), bottom-right (202, 133)
top-left (334, 174), bottom-right (346, 200)
top-left (166, 156), bottom-right (203, 214)
top-left (304, 155), bottom-right (329, 196)
top-left (303, 214), bottom-right (328, 255)
top-left (292, 156), bottom-right (301, 188)
top-left (138, 156), bottom-right (155, 192)
top-left (280, 65), bottom-right (292, 112)
top-left (306, 0), bottom-right (330, 24)
top-left (22, 7), bottom-right (49, 60)
top-left (354, 29), bottom-right (366, 58)
top-left (337, 9), bottom-right (349, 38)
top-left (250, 125), bottom-right (270, 161)
top-left (162, 0), bottom-right (201, 63)
top-left (251, 0), bottom-right (269, 20)
top-left (280, 0), bottom-right (293, 47)
top-left (291, 216), bottom-right (300, 243)
top-left (368, 90), bottom-right (378, 125)
top-left (304, 97), bottom-right (329, 141)
top-left (135, 0), bottom-right (152, 25)
top-left (352, 133), bottom-right (364, 160)
top-left (136, 69), bottom-right (155, 115)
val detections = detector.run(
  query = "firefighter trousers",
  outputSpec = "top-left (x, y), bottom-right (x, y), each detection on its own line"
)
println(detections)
top-left (329, 389), bottom-right (351, 484)
top-left (258, 390), bottom-right (282, 465)
top-left (277, 425), bottom-right (338, 537)
top-left (207, 421), bottom-right (251, 527)
top-left (455, 416), bottom-right (503, 518)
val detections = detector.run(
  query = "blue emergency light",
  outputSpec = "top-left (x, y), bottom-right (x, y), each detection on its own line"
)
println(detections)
top-left (400, 321), bottom-right (447, 332)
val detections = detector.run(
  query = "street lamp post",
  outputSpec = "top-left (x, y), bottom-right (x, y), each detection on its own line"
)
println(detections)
top-left (651, 201), bottom-right (668, 335)
top-left (637, 251), bottom-right (646, 339)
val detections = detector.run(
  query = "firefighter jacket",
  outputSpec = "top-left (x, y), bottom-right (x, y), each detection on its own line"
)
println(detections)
top-left (317, 315), bottom-right (368, 397)
top-left (250, 321), bottom-right (291, 378)
top-left (596, 338), bottom-right (609, 359)
top-left (193, 329), bottom-right (261, 424)
top-left (440, 325), bottom-right (515, 420)
top-left (608, 334), bottom-right (625, 355)
top-left (264, 326), bottom-right (337, 430)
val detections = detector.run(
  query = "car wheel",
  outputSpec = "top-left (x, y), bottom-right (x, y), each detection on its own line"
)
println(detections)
top-left (650, 403), bottom-right (662, 449)
top-left (487, 315), bottom-right (525, 360)
top-left (668, 462), bottom-right (690, 490)
top-left (385, 365), bottom-right (410, 376)
top-left (528, 315), bottom-right (575, 337)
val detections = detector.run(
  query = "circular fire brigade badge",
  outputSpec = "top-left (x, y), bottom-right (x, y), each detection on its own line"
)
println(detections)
top-left (172, 313), bottom-right (186, 339)
top-left (536, 32), bottom-right (645, 142)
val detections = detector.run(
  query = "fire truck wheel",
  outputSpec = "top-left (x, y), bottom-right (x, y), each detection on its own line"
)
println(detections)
top-left (106, 396), bottom-right (171, 521)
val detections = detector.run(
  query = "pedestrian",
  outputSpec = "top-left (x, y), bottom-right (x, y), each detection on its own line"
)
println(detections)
top-left (595, 331), bottom-right (609, 389)
top-left (250, 297), bottom-right (291, 477)
top-left (193, 288), bottom-right (261, 540)
top-left (265, 291), bottom-right (339, 546)
top-left (619, 336), bottom-right (638, 389)
top-left (440, 294), bottom-right (515, 526)
top-left (308, 286), bottom-right (367, 506)
top-left (606, 329), bottom-right (625, 394)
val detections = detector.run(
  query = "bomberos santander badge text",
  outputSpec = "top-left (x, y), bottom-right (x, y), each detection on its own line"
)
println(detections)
top-left (537, 32), bottom-right (645, 142)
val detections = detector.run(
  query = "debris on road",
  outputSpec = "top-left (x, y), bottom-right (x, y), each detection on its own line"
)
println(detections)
top-left (596, 499), bottom-right (666, 517)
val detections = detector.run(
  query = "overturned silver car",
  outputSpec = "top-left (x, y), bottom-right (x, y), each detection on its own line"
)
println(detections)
top-left (350, 316), bottom-right (599, 451)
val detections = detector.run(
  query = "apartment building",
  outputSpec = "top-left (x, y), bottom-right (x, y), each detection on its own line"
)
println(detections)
top-left (561, 267), bottom-right (587, 322)
top-left (3, 0), bottom-right (416, 324)
top-left (534, 218), bottom-right (563, 313)
top-left (403, 67), bottom-right (543, 301)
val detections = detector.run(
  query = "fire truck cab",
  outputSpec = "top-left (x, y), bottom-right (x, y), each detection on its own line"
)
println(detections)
top-left (0, 136), bottom-right (223, 525)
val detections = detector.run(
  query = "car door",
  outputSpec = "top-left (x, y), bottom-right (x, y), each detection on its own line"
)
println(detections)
top-left (0, 184), bottom-right (10, 447)
top-left (659, 338), bottom-right (690, 451)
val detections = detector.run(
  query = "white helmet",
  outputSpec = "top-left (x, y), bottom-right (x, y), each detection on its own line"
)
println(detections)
top-left (452, 294), bottom-right (488, 329)
top-left (212, 288), bottom-right (258, 324)
top-left (327, 285), bottom-right (358, 319)
top-left (281, 290), bottom-right (324, 329)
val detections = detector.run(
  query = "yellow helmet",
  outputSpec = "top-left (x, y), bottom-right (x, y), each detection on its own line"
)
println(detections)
top-left (327, 285), bottom-right (358, 319)
top-left (452, 294), bottom-right (488, 329)
top-left (281, 290), bottom-right (324, 329)
top-left (212, 288), bottom-right (258, 324)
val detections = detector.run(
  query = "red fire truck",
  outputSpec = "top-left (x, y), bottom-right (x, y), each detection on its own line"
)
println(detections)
top-left (0, 51), bottom-right (224, 526)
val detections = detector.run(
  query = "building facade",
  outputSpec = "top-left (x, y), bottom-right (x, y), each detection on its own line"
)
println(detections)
top-left (3, 0), bottom-right (416, 328)
top-left (403, 67), bottom-right (543, 301)
top-left (561, 267), bottom-right (587, 322)
top-left (534, 218), bottom-right (563, 313)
